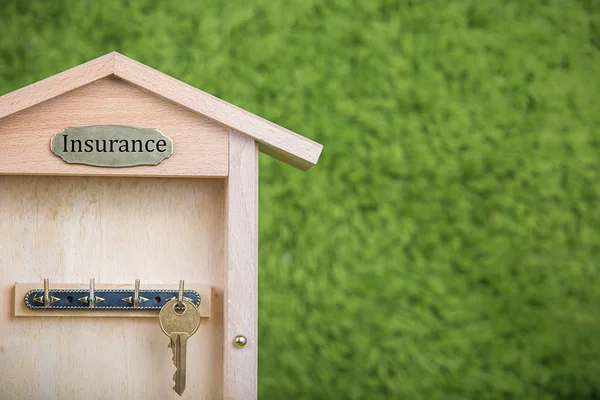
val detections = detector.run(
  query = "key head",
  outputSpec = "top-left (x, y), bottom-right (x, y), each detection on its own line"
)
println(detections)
top-left (159, 298), bottom-right (200, 337)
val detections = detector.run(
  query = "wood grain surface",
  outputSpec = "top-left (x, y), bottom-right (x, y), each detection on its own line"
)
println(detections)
top-left (0, 175), bottom-right (225, 399)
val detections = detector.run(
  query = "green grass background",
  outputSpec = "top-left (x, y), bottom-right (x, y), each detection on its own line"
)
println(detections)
top-left (1, 0), bottom-right (600, 398)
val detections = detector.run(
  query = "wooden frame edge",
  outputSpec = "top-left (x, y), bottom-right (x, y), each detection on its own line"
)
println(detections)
top-left (224, 129), bottom-right (259, 399)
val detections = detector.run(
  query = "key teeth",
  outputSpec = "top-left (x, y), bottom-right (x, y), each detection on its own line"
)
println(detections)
top-left (173, 374), bottom-right (183, 396)
top-left (171, 342), bottom-right (177, 367)
top-left (173, 384), bottom-right (184, 396)
top-left (172, 364), bottom-right (183, 395)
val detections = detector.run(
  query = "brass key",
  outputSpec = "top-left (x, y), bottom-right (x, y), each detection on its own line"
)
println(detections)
top-left (159, 297), bottom-right (200, 396)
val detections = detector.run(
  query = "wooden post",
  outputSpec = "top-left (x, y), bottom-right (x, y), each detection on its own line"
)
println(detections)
top-left (224, 129), bottom-right (259, 399)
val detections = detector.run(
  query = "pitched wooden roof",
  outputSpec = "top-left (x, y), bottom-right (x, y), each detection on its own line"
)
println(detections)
top-left (0, 52), bottom-right (322, 170)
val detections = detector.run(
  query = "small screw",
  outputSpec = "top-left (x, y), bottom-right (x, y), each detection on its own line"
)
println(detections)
top-left (233, 335), bottom-right (247, 348)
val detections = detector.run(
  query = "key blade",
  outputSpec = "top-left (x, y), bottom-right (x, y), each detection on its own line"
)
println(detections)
top-left (170, 333), bottom-right (189, 396)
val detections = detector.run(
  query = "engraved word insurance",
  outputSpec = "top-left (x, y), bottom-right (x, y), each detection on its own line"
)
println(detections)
top-left (50, 125), bottom-right (173, 167)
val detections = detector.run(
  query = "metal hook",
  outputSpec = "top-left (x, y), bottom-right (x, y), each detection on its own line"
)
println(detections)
top-left (33, 278), bottom-right (60, 307)
top-left (78, 278), bottom-right (105, 307)
top-left (122, 278), bottom-right (148, 307)
top-left (90, 278), bottom-right (96, 308)
top-left (43, 278), bottom-right (50, 308)
top-left (178, 280), bottom-right (184, 303)
top-left (172, 280), bottom-right (193, 309)
top-left (134, 278), bottom-right (140, 307)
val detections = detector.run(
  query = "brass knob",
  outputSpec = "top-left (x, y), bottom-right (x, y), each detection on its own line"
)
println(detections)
top-left (233, 335), bottom-right (247, 348)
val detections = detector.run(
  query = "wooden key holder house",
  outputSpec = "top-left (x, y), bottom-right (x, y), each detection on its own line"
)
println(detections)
top-left (0, 52), bottom-right (322, 399)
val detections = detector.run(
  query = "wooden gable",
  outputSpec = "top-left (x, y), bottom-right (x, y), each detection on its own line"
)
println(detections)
top-left (0, 76), bottom-right (228, 177)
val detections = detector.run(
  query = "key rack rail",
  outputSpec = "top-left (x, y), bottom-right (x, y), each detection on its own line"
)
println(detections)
top-left (14, 279), bottom-right (212, 318)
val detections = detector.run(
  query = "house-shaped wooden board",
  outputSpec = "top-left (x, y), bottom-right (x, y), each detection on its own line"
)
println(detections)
top-left (0, 52), bottom-right (322, 399)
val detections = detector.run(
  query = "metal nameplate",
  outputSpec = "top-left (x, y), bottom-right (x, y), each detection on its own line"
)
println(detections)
top-left (50, 125), bottom-right (173, 167)
top-left (24, 288), bottom-right (200, 310)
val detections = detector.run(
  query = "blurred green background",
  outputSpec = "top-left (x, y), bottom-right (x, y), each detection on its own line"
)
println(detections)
top-left (1, 0), bottom-right (600, 398)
